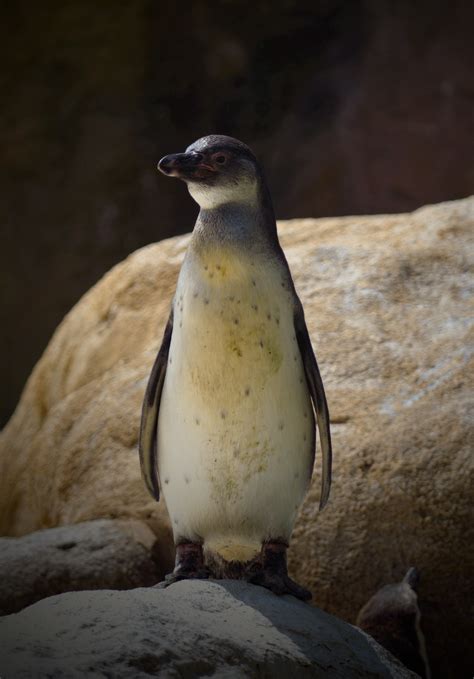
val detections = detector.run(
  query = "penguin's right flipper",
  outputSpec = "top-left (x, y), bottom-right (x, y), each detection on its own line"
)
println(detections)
top-left (294, 303), bottom-right (332, 510)
top-left (139, 309), bottom-right (174, 500)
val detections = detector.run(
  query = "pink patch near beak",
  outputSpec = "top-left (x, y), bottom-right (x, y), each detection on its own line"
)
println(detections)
top-left (198, 163), bottom-right (217, 172)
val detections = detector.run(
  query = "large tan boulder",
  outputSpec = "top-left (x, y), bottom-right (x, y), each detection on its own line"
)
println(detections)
top-left (1, 197), bottom-right (472, 677)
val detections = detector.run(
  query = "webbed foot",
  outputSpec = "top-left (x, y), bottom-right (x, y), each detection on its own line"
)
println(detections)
top-left (155, 568), bottom-right (210, 588)
top-left (247, 540), bottom-right (312, 602)
top-left (156, 541), bottom-right (209, 588)
top-left (248, 570), bottom-right (312, 600)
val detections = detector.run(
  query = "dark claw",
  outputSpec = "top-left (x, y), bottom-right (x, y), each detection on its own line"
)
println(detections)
top-left (246, 540), bottom-right (312, 601)
top-left (248, 570), bottom-right (312, 601)
top-left (155, 541), bottom-right (210, 588)
top-left (155, 568), bottom-right (210, 588)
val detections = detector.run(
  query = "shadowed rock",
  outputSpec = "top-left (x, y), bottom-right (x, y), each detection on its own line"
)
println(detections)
top-left (0, 519), bottom-right (165, 615)
top-left (0, 580), bottom-right (417, 678)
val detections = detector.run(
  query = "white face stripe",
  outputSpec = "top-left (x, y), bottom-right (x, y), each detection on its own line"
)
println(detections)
top-left (187, 177), bottom-right (258, 209)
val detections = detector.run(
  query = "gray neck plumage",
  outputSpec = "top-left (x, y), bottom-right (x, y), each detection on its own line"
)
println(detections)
top-left (191, 179), bottom-right (279, 255)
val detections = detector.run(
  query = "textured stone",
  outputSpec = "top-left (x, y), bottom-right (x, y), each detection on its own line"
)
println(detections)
top-left (0, 519), bottom-right (164, 615)
top-left (1, 197), bottom-right (473, 678)
top-left (0, 580), bottom-right (416, 678)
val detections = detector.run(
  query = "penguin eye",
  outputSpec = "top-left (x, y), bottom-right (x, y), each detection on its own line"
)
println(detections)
top-left (214, 154), bottom-right (227, 165)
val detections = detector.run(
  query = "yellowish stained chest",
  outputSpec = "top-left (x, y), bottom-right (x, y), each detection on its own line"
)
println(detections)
top-left (171, 248), bottom-right (295, 405)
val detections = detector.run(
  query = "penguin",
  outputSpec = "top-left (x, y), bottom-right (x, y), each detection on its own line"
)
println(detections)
top-left (139, 135), bottom-right (332, 600)
top-left (357, 568), bottom-right (431, 679)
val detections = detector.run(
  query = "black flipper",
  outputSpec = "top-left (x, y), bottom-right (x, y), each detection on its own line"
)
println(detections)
top-left (139, 309), bottom-right (174, 501)
top-left (294, 304), bottom-right (332, 509)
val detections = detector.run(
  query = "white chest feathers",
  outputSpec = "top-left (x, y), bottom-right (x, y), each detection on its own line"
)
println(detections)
top-left (157, 247), bottom-right (314, 561)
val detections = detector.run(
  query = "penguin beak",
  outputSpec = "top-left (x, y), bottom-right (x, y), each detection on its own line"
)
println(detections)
top-left (158, 153), bottom-right (215, 179)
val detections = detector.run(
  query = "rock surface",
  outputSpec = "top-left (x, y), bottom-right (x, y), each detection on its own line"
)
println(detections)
top-left (1, 197), bottom-right (473, 677)
top-left (0, 579), bottom-right (416, 678)
top-left (0, 519), bottom-right (164, 615)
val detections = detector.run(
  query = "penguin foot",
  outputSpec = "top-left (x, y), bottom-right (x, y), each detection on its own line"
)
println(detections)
top-left (248, 570), bottom-right (312, 601)
top-left (155, 568), bottom-right (210, 588)
top-left (247, 540), bottom-right (312, 602)
top-left (156, 540), bottom-right (209, 588)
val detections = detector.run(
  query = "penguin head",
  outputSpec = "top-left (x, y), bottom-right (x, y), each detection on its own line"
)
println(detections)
top-left (158, 135), bottom-right (261, 210)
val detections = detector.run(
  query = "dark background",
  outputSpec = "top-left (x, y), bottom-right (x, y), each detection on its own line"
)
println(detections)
top-left (1, 0), bottom-right (473, 427)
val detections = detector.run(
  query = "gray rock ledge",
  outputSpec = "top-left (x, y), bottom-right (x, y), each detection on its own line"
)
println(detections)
top-left (0, 519), bottom-right (162, 615)
top-left (0, 579), bottom-right (417, 678)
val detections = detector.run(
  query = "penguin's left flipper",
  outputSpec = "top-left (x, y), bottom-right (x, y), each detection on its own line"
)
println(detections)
top-left (139, 309), bottom-right (174, 501)
top-left (294, 304), bottom-right (332, 509)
